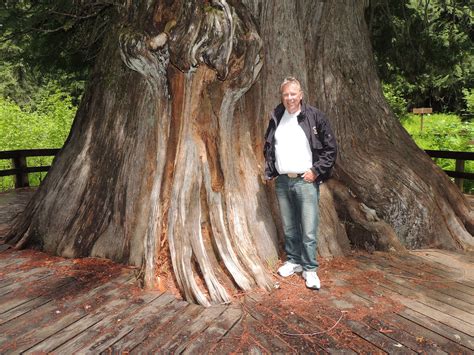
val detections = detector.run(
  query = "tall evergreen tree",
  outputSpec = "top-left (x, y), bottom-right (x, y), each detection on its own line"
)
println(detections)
top-left (367, 0), bottom-right (473, 113)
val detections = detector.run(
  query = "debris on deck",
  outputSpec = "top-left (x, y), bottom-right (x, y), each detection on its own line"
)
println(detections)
top-left (0, 247), bottom-right (473, 353)
top-left (0, 189), bottom-right (473, 353)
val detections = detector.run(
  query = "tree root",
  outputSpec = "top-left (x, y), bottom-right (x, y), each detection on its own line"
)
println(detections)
top-left (327, 179), bottom-right (405, 252)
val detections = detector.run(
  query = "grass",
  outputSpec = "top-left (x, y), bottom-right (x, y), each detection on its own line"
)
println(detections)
top-left (402, 113), bottom-right (473, 193)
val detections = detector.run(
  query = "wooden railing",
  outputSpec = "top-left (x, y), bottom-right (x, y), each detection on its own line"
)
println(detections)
top-left (0, 149), bottom-right (60, 188)
top-left (425, 150), bottom-right (474, 192)
top-left (0, 148), bottom-right (472, 191)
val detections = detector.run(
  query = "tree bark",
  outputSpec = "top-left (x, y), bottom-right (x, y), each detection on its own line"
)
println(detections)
top-left (5, 0), bottom-right (473, 306)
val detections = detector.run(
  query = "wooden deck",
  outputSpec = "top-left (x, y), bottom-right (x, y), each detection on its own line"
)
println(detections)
top-left (0, 189), bottom-right (473, 353)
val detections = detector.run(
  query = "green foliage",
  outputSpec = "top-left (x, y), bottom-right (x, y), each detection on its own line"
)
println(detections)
top-left (382, 82), bottom-right (408, 119)
top-left (463, 88), bottom-right (474, 115)
top-left (0, 39), bottom-right (36, 106)
top-left (0, 1), bottom-right (109, 106)
top-left (0, 34), bottom-right (85, 108)
top-left (402, 113), bottom-right (473, 193)
top-left (368, 0), bottom-right (473, 113)
top-left (0, 2), bottom-right (88, 190)
top-left (0, 1), bottom-right (116, 80)
top-left (0, 85), bottom-right (75, 149)
top-left (0, 86), bottom-right (76, 190)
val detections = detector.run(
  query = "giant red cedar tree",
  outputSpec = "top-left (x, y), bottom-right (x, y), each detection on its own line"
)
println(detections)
top-left (5, 0), bottom-right (473, 306)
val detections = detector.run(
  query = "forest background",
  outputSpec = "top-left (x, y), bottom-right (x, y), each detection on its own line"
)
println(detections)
top-left (0, 0), bottom-right (472, 192)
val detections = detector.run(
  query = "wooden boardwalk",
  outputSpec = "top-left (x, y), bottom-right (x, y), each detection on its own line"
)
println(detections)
top-left (0, 189), bottom-right (473, 353)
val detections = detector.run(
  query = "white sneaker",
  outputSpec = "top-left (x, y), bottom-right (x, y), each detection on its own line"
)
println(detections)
top-left (302, 271), bottom-right (321, 290)
top-left (277, 261), bottom-right (303, 277)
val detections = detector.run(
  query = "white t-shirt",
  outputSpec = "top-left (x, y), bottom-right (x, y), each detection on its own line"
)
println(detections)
top-left (274, 110), bottom-right (313, 174)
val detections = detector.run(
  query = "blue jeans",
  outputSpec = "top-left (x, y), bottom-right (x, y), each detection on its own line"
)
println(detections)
top-left (275, 175), bottom-right (320, 271)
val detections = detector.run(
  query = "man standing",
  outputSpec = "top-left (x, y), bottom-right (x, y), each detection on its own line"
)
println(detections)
top-left (264, 77), bottom-right (337, 290)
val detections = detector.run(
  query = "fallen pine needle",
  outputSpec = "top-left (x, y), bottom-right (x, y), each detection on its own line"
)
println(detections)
top-left (279, 311), bottom-right (346, 336)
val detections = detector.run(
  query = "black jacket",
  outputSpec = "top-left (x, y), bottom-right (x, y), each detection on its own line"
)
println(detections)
top-left (264, 102), bottom-right (337, 183)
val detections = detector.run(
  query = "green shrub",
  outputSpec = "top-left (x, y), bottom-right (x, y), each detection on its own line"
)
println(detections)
top-left (402, 113), bottom-right (473, 193)
top-left (463, 88), bottom-right (474, 115)
top-left (0, 86), bottom-right (76, 190)
top-left (382, 82), bottom-right (408, 120)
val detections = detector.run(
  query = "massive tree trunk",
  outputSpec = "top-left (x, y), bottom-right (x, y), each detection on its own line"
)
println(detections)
top-left (5, 0), bottom-right (473, 305)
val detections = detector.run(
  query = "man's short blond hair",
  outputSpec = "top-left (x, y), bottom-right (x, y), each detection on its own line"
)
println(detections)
top-left (280, 76), bottom-right (303, 94)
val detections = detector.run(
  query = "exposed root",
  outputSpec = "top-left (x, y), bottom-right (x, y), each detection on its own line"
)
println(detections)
top-left (327, 179), bottom-right (405, 252)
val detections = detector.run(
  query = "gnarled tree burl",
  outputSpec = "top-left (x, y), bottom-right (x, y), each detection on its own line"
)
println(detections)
top-left (5, 1), bottom-right (473, 306)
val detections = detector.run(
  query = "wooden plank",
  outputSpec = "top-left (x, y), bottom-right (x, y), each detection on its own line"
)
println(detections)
top-left (249, 292), bottom-right (375, 352)
top-left (157, 305), bottom-right (228, 352)
top-left (388, 312), bottom-right (473, 353)
top-left (131, 304), bottom-right (205, 352)
top-left (411, 249), bottom-right (474, 271)
top-left (0, 249), bottom-right (27, 259)
top-left (346, 319), bottom-right (416, 354)
top-left (413, 107), bottom-right (433, 114)
top-left (26, 297), bottom-right (136, 353)
top-left (377, 254), bottom-right (474, 303)
top-left (409, 250), bottom-right (474, 282)
top-left (243, 317), bottom-right (296, 353)
top-left (209, 316), bottom-right (264, 354)
top-left (362, 315), bottom-right (447, 354)
top-left (0, 257), bottom-right (73, 279)
top-left (322, 278), bottom-right (446, 354)
top-left (247, 292), bottom-right (381, 354)
top-left (0, 256), bottom-right (34, 272)
top-left (0, 297), bottom-right (53, 327)
top-left (0, 148), bottom-right (59, 159)
top-left (355, 257), bottom-right (474, 328)
top-left (0, 265), bottom-right (62, 288)
top-left (399, 308), bottom-right (474, 350)
top-left (85, 293), bottom-right (178, 353)
top-left (386, 271), bottom-right (472, 306)
top-left (1, 306), bottom-right (91, 353)
top-left (51, 291), bottom-right (163, 353)
top-left (443, 169), bottom-right (474, 180)
top-left (181, 306), bottom-right (243, 354)
top-left (383, 272), bottom-right (474, 315)
top-left (0, 273), bottom-right (135, 352)
top-left (0, 276), bottom-right (77, 314)
top-left (70, 293), bottom-right (177, 353)
top-left (349, 259), bottom-right (474, 351)
top-left (1, 272), bottom-right (133, 328)
top-left (107, 297), bottom-right (188, 352)
top-left (0, 166), bottom-right (51, 178)
top-left (357, 253), bottom-right (474, 298)
top-left (0, 270), bottom-right (54, 297)
top-left (348, 279), bottom-right (473, 353)
top-left (0, 259), bottom-right (63, 279)
top-left (210, 318), bottom-right (262, 354)
top-left (0, 264), bottom-right (52, 282)
top-left (243, 297), bottom-right (327, 353)
top-left (398, 253), bottom-right (474, 293)
top-left (424, 149), bottom-right (474, 161)
top-left (377, 254), bottom-right (473, 309)
top-left (366, 260), bottom-right (474, 315)
top-left (327, 349), bottom-right (357, 354)
top-left (387, 294), bottom-right (474, 336)
top-left (429, 249), bottom-right (474, 264)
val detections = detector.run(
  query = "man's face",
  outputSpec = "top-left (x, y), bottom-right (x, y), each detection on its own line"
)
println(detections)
top-left (281, 82), bottom-right (303, 114)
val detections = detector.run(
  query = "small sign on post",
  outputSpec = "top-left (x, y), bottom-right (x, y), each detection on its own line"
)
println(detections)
top-left (412, 107), bottom-right (432, 132)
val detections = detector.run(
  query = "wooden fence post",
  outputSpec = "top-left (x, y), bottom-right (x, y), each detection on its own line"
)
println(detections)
top-left (455, 159), bottom-right (465, 192)
top-left (13, 155), bottom-right (29, 188)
